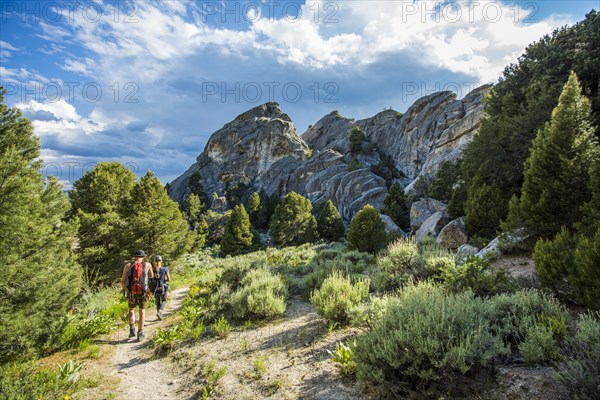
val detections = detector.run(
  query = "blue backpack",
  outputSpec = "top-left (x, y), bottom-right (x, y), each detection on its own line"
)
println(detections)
top-left (151, 267), bottom-right (169, 294)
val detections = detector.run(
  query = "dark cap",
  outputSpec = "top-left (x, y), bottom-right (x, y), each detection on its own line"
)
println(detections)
top-left (155, 255), bottom-right (162, 261)
top-left (134, 250), bottom-right (146, 257)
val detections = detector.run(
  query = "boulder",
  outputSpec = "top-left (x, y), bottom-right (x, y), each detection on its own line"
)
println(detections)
top-left (476, 237), bottom-right (501, 259)
top-left (380, 214), bottom-right (406, 237)
top-left (436, 217), bottom-right (468, 249)
top-left (410, 198), bottom-right (448, 231)
top-left (210, 196), bottom-right (228, 212)
top-left (456, 244), bottom-right (480, 264)
top-left (415, 211), bottom-right (449, 242)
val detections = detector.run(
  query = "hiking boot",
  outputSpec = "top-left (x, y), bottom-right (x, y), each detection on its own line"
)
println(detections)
top-left (157, 311), bottom-right (162, 320)
top-left (129, 326), bottom-right (136, 338)
top-left (137, 331), bottom-right (145, 342)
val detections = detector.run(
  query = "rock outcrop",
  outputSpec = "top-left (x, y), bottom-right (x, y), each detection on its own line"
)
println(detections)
top-left (169, 86), bottom-right (489, 223)
top-left (415, 211), bottom-right (449, 242)
top-left (436, 217), bottom-right (468, 249)
top-left (456, 244), bottom-right (480, 264)
top-left (410, 198), bottom-right (448, 232)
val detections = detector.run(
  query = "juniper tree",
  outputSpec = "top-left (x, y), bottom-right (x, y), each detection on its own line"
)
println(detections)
top-left (270, 192), bottom-right (319, 246)
top-left (221, 204), bottom-right (254, 256)
top-left (518, 72), bottom-right (598, 238)
top-left (0, 88), bottom-right (82, 361)
top-left (347, 205), bottom-right (387, 253)
top-left (382, 182), bottom-right (410, 231)
top-left (317, 200), bottom-right (345, 241)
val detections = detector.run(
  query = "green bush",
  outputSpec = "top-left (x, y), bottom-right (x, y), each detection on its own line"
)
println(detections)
top-left (576, 312), bottom-right (600, 352)
top-left (153, 325), bottom-right (183, 355)
top-left (553, 343), bottom-right (600, 400)
top-left (488, 290), bottom-right (567, 350)
top-left (231, 270), bottom-right (287, 320)
top-left (316, 200), bottom-right (345, 241)
top-left (210, 317), bottom-right (231, 338)
top-left (518, 324), bottom-right (559, 363)
top-left (348, 295), bottom-right (400, 329)
top-left (328, 341), bottom-right (357, 375)
top-left (220, 204), bottom-right (255, 256)
top-left (439, 256), bottom-right (517, 297)
top-left (354, 282), bottom-right (508, 386)
top-left (60, 313), bottom-right (117, 349)
top-left (374, 238), bottom-right (424, 292)
top-left (310, 271), bottom-right (369, 324)
top-left (0, 360), bottom-right (93, 400)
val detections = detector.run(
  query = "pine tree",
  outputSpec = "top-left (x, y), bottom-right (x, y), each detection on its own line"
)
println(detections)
top-left (194, 216), bottom-right (209, 250)
top-left (245, 191), bottom-right (267, 229)
top-left (186, 193), bottom-right (204, 227)
top-left (349, 126), bottom-right (365, 154)
top-left (221, 205), bottom-right (254, 256)
top-left (464, 175), bottom-right (507, 239)
top-left (519, 72), bottom-right (598, 238)
top-left (270, 192), bottom-right (319, 246)
top-left (0, 89), bottom-right (82, 361)
top-left (382, 182), bottom-right (410, 230)
top-left (69, 162), bottom-right (136, 282)
top-left (317, 200), bottom-right (345, 241)
top-left (125, 171), bottom-right (191, 259)
top-left (347, 205), bottom-right (388, 253)
top-left (188, 171), bottom-right (209, 208)
top-left (578, 161), bottom-right (600, 236)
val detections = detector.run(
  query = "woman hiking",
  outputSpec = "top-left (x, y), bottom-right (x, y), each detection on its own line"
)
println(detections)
top-left (152, 255), bottom-right (171, 320)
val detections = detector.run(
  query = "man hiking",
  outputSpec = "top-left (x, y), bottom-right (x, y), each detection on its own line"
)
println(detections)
top-left (121, 250), bottom-right (154, 341)
top-left (151, 255), bottom-right (171, 320)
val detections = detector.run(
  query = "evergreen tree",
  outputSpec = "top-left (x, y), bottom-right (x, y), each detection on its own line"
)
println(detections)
top-left (186, 193), bottom-right (204, 227)
top-left (382, 182), bottom-right (410, 230)
top-left (464, 176), bottom-right (507, 239)
top-left (69, 162), bottom-right (136, 282)
top-left (427, 159), bottom-right (462, 203)
top-left (188, 171), bottom-right (209, 208)
top-left (349, 126), bottom-right (365, 154)
top-left (578, 161), bottom-right (600, 236)
top-left (221, 205), bottom-right (254, 256)
top-left (125, 171), bottom-right (191, 258)
top-left (194, 216), bottom-right (209, 250)
top-left (270, 192), bottom-right (319, 246)
top-left (265, 192), bottom-right (282, 226)
top-left (573, 228), bottom-right (600, 308)
top-left (317, 200), bottom-right (345, 241)
top-left (0, 89), bottom-right (82, 361)
top-left (347, 205), bottom-right (387, 254)
top-left (245, 191), bottom-right (267, 229)
top-left (518, 72), bottom-right (598, 238)
top-left (458, 12), bottom-right (600, 234)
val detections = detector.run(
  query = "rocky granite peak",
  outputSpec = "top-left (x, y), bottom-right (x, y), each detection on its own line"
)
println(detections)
top-left (169, 85), bottom-right (491, 222)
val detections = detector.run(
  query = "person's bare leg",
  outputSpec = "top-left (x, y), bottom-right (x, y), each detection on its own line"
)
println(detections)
top-left (138, 308), bottom-right (145, 332)
top-left (128, 308), bottom-right (136, 326)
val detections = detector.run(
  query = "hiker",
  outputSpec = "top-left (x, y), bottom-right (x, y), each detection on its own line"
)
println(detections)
top-left (121, 250), bottom-right (154, 341)
top-left (152, 255), bottom-right (171, 320)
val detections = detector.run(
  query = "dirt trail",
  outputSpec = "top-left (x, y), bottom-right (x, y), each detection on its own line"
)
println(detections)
top-left (79, 287), bottom-right (190, 399)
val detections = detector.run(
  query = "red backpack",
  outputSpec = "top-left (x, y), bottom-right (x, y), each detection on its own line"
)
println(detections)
top-left (127, 261), bottom-right (148, 295)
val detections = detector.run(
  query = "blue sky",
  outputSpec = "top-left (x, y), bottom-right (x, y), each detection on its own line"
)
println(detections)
top-left (1, 0), bottom-right (597, 187)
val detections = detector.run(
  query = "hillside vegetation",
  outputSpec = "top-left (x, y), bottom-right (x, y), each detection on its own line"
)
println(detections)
top-left (0, 11), bottom-right (599, 400)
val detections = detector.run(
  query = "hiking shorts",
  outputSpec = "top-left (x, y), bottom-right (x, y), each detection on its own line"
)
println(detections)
top-left (128, 293), bottom-right (148, 309)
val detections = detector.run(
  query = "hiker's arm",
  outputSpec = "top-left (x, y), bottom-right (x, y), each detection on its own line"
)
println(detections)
top-left (147, 263), bottom-right (154, 279)
top-left (120, 263), bottom-right (129, 292)
top-left (166, 271), bottom-right (171, 282)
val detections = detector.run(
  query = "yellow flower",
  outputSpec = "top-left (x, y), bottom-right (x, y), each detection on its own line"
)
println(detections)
top-left (64, 396), bottom-right (70, 400)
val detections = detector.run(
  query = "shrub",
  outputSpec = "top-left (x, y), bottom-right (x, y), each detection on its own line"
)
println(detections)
top-left (60, 313), bottom-right (117, 349)
top-left (439, 256), bottom-right (517, 297)
top-left (533, 227), bottom-right (578, 299)
top-left (575, 312), bottom-right (600, 352)
top-left (382, 182), bottom-right (410, 230)
top-left (0, 360), bottom-right (93, 400)
top-left (328, 341), bottom-right (357, 375)
top-left (347, 205), bottom-right (388, 254)
top-left (231, 269), bottom-right (287, 320)
top-left (488, 290), bottom-right (567, 350)
top-left (349, 126), bottom-right (365, 154)
top-left (348, 295), bottom-right (400, 330)
top-left (210, 317), bottom-right (231, 338)
top-left (518, 324), bottom-right (559, 363)
top-left (153, 325), bottom-right (183, 355)
top-left (347, 158), bottom-right (363, 172)
top-left (374, 238), bottom-right (424, 291)
top-left (310, 271), bottom-right (369, 323)
top-left (354, 282), bottom-right (508, 387)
